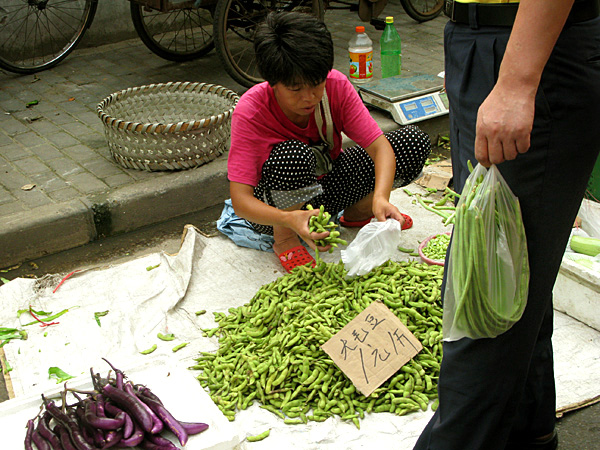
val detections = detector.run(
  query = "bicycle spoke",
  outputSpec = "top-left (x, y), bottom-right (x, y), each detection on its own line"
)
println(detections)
top-left (0, 0), bottom-right (95, 72)
top-left (400, 0), bottom-right (443, 21)
top-left (33, 9), bottom-right (71, 66)
top-left (133, 6), bottom-right (214, 58)
top-left (175, 11), bottom-right (197, 53)
top-left (413, 0), bottom-right (437, 14)
top-left (44, 9), bottom-right (81, 59)
top-left (162, 11), bottom-right (183, 51)
top-left (1, 5), bottom-right (32, 58)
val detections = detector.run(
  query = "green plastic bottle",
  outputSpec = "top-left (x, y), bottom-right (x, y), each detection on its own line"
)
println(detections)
top-left (380, 16), bottom-right (401, 78)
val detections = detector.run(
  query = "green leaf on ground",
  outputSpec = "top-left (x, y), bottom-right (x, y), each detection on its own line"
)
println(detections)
top-left (48, 367), bottom-right (75, 384)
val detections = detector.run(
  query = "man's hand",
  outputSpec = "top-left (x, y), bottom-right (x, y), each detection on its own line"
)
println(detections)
top-left (474, 84), bottom-right (535, 167)
top-left (472, 0), bottom-right (574, 167)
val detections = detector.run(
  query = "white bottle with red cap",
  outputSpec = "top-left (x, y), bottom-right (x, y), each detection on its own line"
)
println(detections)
top-left (348, 25), bottom-right (373, 84)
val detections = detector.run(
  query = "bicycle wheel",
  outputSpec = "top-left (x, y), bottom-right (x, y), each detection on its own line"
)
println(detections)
top-left (214, 0), bottom-right (325, 89)
top-left (399, 0), bottom-right (443, 22)
top-left (130, 1), bottom-right (215, 61)
top-left (0, 0), bottom-right (97, 74)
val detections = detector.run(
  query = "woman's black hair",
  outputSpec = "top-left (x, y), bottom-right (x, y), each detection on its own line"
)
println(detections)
top-left (253, 11), bottom-right (334, 87)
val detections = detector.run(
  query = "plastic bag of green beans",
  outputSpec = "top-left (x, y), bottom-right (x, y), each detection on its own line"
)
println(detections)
top-left (443, 164), bottom-right (530, 341)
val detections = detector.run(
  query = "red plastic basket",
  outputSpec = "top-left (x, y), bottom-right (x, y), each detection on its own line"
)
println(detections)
top-left (418, 232), bottom-right (451, 266)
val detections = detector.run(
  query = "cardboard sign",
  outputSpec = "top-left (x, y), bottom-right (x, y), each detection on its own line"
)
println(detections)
top-left (415, 159), bottom-right (453, 190)
top-left (321, 301), bottom-right (422, 397)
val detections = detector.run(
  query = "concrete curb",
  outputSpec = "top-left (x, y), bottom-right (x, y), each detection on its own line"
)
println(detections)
top-left (0, 200), bottom-right (96, 267)
top-left (0, 156), bottom-right (229, 268)
top-left (85, 156), bottom-right (230, 237)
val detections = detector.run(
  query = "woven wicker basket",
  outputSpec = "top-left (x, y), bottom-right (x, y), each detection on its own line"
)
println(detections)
top-left (97, 82), bottom-right (239, 171)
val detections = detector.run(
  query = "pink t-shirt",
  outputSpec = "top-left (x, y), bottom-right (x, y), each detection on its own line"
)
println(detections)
top-left (227, 69), bottom-right (382, 187)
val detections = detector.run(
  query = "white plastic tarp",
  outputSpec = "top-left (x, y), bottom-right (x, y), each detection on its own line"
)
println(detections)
top-left (0, 186), bottom-right (599, 449)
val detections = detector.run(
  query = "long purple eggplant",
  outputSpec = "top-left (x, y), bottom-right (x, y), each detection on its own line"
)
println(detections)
top-left (101, 384), bottom-right (154, 433)
top-left (53, 424), bottom-right (79, 450)
top-left (75, 402), bottom-right (105, 448)
top-left (83, 399), bottom-right (125, 430)
top-left (117, 420), bottom-right (145, 447)
top-left (180, 421), bottom-right (210, 435)
top-left (146, 432), bottom-right (179, 448)
top-left (102, 429), bottom-right (123, 449)
top-left (123, 382), bottom-right (163, 434)
top-left (139, 440), bottom-right (179, 450)
top-left (43, 398), bottom-right (95, 450)
top-left (36, 411), bottom-right (62, 450)
top-left (104, 403), bottom-right (134, 439)
top-left (31, 430), bottom-right (51, 450)
top-left (24, 420), bottom-right (35, 450)
top-left (137, 393), bottom-right (189, 446)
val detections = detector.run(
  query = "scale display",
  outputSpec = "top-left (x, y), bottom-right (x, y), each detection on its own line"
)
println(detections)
top-left (400, 95), bottom-right (440, 120)
top-left (358, 74), bottom-right (449, 126)
top-left (397, 91), bottom-right (448, 123)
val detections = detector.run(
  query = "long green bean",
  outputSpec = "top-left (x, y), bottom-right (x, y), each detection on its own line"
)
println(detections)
top-left (449, 165), bottom-right (528, 338)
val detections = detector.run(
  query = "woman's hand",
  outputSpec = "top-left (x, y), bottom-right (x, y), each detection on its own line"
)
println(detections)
top-left (231, 182), bottom-right (334, 250)
top-left (285, 209), bottom-right (331, 251)
top-left (372, 195), bottom-right (404, 225)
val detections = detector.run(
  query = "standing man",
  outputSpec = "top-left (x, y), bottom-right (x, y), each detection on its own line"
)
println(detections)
top-left (414, 0), bottom-right (600, 449)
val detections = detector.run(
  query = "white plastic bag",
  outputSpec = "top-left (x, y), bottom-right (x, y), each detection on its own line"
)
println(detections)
top-left (577, 198), bottom-right (600, 238)
top-left (341, 219), bottom-right (403, 277)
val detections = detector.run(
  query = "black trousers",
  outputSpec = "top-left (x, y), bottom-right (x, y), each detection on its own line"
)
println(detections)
top-left (251, 126), bottom-right (431, 235)
top-left (414, 18), bottom-right (600, 450)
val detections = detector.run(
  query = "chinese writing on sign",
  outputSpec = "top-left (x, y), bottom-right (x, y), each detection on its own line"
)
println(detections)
top-left (321, 301), bottom-right (422, 397)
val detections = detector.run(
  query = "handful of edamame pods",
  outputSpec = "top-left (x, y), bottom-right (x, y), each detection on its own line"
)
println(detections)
top-left (306, 204), bottom-right (347, 252)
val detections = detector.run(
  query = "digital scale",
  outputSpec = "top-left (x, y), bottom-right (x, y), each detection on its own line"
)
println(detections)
top-left (358, 73), bottom-right (449, 126)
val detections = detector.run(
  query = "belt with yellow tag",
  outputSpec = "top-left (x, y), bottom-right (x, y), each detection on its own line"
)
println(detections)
top-left (445, 0), bottom-right (600, 27)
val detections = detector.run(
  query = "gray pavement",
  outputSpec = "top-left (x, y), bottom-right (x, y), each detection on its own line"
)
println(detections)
top-left (0, 2), bottom-right (446, 268)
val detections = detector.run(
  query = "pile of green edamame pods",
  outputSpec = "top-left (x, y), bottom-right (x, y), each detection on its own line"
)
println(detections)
top-left (193, 258), bottom-right (444, 428)
top-left (421, 233), bottom-right (451, 262)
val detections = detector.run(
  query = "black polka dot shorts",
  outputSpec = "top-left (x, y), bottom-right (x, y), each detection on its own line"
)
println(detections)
top-left (251, 125), bottom-right (431, 235)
